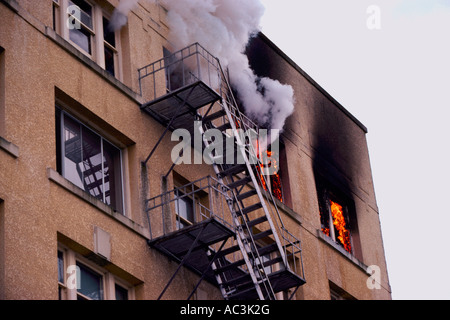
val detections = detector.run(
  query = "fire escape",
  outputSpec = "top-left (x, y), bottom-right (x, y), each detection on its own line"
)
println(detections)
top-left (138, 43), bottom-right (305, 300)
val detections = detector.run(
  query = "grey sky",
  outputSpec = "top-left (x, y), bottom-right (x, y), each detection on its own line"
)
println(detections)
top-left (259, 0), bottom-right (450, 300)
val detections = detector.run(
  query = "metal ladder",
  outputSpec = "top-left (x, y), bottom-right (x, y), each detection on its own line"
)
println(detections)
top-left (199, 71), bottom-right (290, 300)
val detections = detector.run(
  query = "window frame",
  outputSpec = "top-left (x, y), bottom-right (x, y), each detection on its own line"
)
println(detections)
top-left (257, 139), bottom-right (286, 204)
top-left (57, 245), bottom-right (135, 300)
top-left (56, 107), bottom-right (126, 215)
top-left (318, 185), bottom-right (355, 255)
top-left (174, 188), bottom-right (196, 230)
top-left (53, 0), bottom-right (122, 79)
top-left (75, 260), bottom-right (105, 300)
top-left (67, 0), bottom-right (95, 57)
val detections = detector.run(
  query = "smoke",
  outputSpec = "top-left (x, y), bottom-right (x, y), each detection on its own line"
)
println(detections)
top-left (111, 0), bottom-right (295, 131)
top-left (109, 0), bottom-right (139, 31)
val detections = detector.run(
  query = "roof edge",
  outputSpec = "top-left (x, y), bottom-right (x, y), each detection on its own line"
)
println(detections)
top-left (256, 32), bottom-right (368, 134)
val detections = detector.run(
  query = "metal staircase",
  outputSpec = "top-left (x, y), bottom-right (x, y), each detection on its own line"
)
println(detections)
top-left (139, 43), bottom-right (305, 300)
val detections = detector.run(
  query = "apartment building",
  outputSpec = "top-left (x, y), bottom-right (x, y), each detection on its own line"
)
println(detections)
top-left (0, 0), bottom-right (391, 300)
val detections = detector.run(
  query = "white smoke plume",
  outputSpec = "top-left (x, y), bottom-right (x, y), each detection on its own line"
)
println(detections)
top-left (109, 0), bottom-right (139, 31)
top-left (111, 0), bottom-right (295, 131)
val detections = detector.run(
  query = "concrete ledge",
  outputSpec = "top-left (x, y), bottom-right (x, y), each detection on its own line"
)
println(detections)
top-left (0, 136), bottom-right (19, 158)
top-left (47, 168), bottom-right (150, 240)
top-left (317, 229), bottom-right (369, 275)
top-left (0, 0), bottom-right (19, 13)
top-left (274, 197), bottom-right (303, 226)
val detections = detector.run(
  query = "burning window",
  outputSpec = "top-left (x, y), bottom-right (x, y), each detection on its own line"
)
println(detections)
top-left (317, 181), bottom-right (355, 255)
top-left (256, 139), bottom-right (285, 204)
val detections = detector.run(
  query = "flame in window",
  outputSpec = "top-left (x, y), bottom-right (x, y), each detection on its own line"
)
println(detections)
top-left (330, 200), bottom-right (352, 253)
top-left (256, 141), bottom-right (283, 203)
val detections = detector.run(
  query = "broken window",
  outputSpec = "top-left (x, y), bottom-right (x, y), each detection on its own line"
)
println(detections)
top-left (256, 138), bottom-right (285, 204)
top-left (316, 179), bottom-right (355, 255)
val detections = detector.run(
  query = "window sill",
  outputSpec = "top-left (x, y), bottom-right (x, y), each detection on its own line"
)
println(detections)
top-left (317, 230), bottom-right (369, 275)
top-left (0, 136), bottom-right (19, 158)
top-left (47, 168), bottom-right (150, 239)
top-left (0, 0), bottom-right (19, 13)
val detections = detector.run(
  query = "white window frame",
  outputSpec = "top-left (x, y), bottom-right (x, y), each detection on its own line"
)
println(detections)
top-left (58, 245), bottom-right (135, 300)
top-left (53, 0), bottom-right (122, 80)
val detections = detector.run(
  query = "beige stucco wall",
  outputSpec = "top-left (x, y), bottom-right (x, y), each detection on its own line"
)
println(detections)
top-left (0, 0), bottom-right (391, 300)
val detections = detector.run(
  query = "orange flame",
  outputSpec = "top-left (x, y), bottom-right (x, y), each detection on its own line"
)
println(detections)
top-left (256, 142), bottom-right (283, 203)
top-left (330, 200), bottom-right (352, 253)
top-left (321, 227), bottom-right (330, 237)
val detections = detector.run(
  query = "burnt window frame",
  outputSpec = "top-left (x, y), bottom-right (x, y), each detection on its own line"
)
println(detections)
top-left (256, 136), bottom-right (291, 206)
top-left (316, 176), bottom-right (360, 257)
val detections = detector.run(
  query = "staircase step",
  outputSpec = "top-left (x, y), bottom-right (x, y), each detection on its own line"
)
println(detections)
top-left (227, 286), bottom-right (258, 300)
top-left (227, 176), bottom-right (252, 189)
top-left (215, 258), bottom-right (246, 274)
top-left (222, 273), bottom-right (252, 288)
top-left (216, 122), bottom-right (232, 132)
top-left (257, 243), bottom-right (279, 256)
top-left (245, 216), bottom-right (268, 229)
top-left (241, 202), bottom-right (263, 216)
top-left (203, 109), bottom-right (227, 123)
top-left (250, 229), bottom-right (273, 242)
top-left (236, 189), bottom-right (258, 202)
top-left (262, 256), bottom-right (283, 268)
top-left (215, 244), bottom-right (241, 258)
top-left (218, 164), bottom-right (247, 178)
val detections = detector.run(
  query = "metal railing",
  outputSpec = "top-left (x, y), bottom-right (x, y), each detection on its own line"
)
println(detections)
top-left (138, 43), bottom-right (223, 100)
top-left (145, 175), bottom-right (233, 240)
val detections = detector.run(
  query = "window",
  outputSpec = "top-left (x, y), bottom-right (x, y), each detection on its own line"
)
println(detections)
top-left (58, 246), bottom-right (134, 300)
top-left (53, 0), bottom-right (121, 78)
top-left (329, 281), bottom-right (356, 300)
top-left (56, 108), bottom-right (125, 214)
top-left (76, 261), bottom-right (104, 300)
top-left (115, 283), bottom-right (129, 300)
top-left (174, 189), bottom-right (195, 229)
top-left (103, 16), bottom-right (118, 77)
top-left (256, 138), bottom-right (286, 204)
top-left (316, 178), bottom-right (357, 255)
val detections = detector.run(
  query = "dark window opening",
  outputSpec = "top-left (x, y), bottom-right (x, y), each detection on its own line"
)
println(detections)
top-left (52, 0), bottom-right (60, 31)
top-left (115, 284), bottom-right (128, 300)
top-left (103, 16), bottom-right (117, 76)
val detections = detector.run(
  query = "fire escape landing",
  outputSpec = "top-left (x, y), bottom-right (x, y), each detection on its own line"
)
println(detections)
top-left (139, 43), bottom-right (306, 300)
